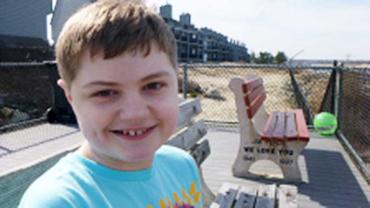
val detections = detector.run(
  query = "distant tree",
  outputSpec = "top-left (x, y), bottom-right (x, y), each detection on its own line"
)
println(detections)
top-left (250, 52), bottom-right (257, 63)
top-left (257, 52), bottom-right (274, 64)
top-left (275, 51), bottom-right (288, 64)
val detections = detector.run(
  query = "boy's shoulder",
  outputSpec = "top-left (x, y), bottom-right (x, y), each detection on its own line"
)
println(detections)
top-left (18, 153), bottom-right (91, 207)
top-left (155, 145), bottom-right (197, 169)
top-left (156, 145), bottom-right (193, 160)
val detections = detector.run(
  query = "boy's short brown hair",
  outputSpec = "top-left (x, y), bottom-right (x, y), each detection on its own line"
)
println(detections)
top-left (56, 0), bottom-right (177, 88)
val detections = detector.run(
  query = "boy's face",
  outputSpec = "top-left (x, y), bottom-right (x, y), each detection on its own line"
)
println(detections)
top-left (60, 45), bottom-right (179, 170)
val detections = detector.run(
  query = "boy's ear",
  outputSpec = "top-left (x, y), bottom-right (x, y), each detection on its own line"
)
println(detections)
top-left (57, 79), bottom-right (73, 103)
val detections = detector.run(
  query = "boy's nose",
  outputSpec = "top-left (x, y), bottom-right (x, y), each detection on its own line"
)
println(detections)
top-left (118, 94), bottom-right (150, 121)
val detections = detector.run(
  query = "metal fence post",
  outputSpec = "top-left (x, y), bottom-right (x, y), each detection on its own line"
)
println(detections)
top-left (288, 65), bottom-right (313, 125)
top-left (182, 63), bottom-right (188, 99)
top-left (330, 67), bottom-right (337, 114)
top-left (335, 66), bottom-right (343, 130)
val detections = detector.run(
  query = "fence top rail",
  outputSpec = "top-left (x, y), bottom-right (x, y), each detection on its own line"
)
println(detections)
top-left (179, 63), bottom-right (337, 70)
top-left (342, 67), bottom-right (370, 72)
top-left (0, 61), bottom-right (56, 68)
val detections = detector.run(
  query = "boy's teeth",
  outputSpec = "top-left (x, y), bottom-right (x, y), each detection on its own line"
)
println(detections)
top-left (129, 130), bottom-right (135, 136)
top-left (119, 129), bottom-right (148, 136)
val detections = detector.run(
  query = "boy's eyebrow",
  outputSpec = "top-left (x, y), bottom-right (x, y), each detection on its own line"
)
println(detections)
top-left (82, 81), bottom-right (118, 88)
top-left (141, 71), bottom-right (172, 82)
top-left (82, 71), bottom-right (172, 88)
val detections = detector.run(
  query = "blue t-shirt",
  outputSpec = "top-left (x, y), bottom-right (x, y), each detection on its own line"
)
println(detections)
top-left (18, 145), bottom-right (202, 208)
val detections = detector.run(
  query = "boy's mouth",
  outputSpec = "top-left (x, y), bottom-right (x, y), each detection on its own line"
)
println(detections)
top-left (109, 125), bottom-right (156, 141)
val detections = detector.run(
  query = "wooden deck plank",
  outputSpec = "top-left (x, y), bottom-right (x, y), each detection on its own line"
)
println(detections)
top-left (202, 128), bottom-right (370, 208)
top-left (1, 123), bottom-right (369, 208)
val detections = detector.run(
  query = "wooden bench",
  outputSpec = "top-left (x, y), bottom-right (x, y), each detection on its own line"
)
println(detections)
top-left (229, 75), bottom-right (309, 182)
top-left (210, 182), bottom-right (297, 208)
top-left (166, 98), bottom-right (215, 206)
top-left (0, 98), bottom-right (215, 207)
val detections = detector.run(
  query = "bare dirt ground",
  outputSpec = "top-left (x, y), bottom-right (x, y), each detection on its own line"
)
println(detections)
top-left (179, 65), bottom-right (330, 123)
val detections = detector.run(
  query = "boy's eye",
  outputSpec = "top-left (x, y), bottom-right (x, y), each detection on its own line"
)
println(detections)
top-left (92, 90), bottom-right (118, 97)
top-left (143, 82), bottom-right (166, 91)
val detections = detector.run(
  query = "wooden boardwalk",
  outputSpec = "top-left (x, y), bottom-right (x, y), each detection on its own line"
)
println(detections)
top-left (1, 122), bottom-right (370, 207)
top-left (202, 126), bottom-right (370, 208)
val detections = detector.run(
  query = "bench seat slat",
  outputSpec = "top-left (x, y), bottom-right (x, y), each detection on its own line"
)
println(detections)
top-left (211, 183), bottom-right (239, 208)
top-left (285, 112), bottom-right (298, 140)
top-left (295, 109), bottom-right (309, 142)
top-left (277, 185), bottom-right (298, 208)
top-left (261, 112), bottom-right (278, 142)
top-left (255, 184), bottom-right (276, 208)
top-left (271, 112), bottom-right (285, 142)
top-left (261, 110), bottom-right (308, 143)
top-left (234, 186), bottom-right (257, 208)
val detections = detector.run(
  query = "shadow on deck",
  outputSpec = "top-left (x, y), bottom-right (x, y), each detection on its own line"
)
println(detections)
top-left (202, 127), bottom-right (370, 208)
top-left (0, 123), bottom-right (369, 208)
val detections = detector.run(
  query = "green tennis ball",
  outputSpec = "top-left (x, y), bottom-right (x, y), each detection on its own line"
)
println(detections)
top-left (314, 112), bottom-right (337, 136)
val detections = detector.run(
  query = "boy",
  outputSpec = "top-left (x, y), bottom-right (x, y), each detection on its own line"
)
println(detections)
top-left (18, 0), bottom-right (202, 207)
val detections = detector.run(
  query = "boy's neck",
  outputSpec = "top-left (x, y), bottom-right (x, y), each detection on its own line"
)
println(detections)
top-left (76, 142), bottom-right (154, 171)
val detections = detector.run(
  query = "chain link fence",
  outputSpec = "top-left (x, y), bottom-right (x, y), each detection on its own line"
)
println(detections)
top-left (338, 67), bottom-right (370, 177)
top-left (180, 63), bottom-right (369, 181)
top-left (0, 62), bottom-right (369, 200)
top-left (179, 63), bottom-right (332, 125)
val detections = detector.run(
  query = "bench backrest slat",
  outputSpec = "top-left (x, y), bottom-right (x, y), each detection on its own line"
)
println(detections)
top-left (246, 93), bottom-right (266, 119)
top-left (167, 121), bottom-right (207, 151)
top-left (242, 76), bottom-right (266, 119)
top-left (190, 139), bottom-right (210, 165)
top-left (176, 98), bottom-right (202, 130)
top-left (244, 85), bottom-right (265, 107)
top-left (295, 109), bottom-right (309, 141)
top-left (242, 75), bottom-right (263, 94)
top-left (285, 112), bottom-right (298, 139)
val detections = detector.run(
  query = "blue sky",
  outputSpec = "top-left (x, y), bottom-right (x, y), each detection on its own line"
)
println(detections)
top-left (149, 0), bottom-right (370, 60)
